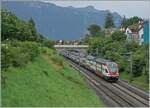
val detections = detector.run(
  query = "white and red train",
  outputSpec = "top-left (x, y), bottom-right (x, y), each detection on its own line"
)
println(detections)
top-left (61, 50), bottom-right (119, 82)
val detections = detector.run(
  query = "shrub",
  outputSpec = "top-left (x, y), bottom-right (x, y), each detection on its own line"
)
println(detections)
top-left (12, 53), bottom-right (30, 67)
top-left (1, 44), bottom-right (12, 69)
top-left (1, 41), bottom-right (40, 70)
top-left (41, 48), bottom-right (47, 54)
top-left (42, 40), bottom-right (54, 49)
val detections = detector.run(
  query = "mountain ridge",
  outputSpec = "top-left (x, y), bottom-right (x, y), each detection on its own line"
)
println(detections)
top-left (2, 1), bottom-right (122, 40)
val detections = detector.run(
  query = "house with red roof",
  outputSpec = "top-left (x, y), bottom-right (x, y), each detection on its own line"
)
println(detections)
top-left (125, 20), bottom-right (144, 45)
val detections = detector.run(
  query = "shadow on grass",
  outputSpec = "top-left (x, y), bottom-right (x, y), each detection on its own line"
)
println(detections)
top-left (43, 70), bottom-right (49, 77)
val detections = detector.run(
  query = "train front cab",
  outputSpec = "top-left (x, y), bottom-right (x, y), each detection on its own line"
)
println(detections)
top-left (103, 63), bottom-right (119, 82)
top-left (96, 59), bottom-right (119, 82)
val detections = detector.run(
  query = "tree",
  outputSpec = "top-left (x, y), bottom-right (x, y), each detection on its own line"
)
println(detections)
top-left (122, 16), bottom-right (142, 28)
top-left (88, 24), bottom-right (102, 36)
top-left (104, 12), bottom-right (115, 28)
top-left (28, 18), bottom-right (35, 27)
top-left (132, 45), bottom-right (147, 77)
top-left (28, 18), bottom-right (38, 41)
top-left (111, 31), bottom-right (127, 42)
top-left (125, 41), bottom-right (139, 52)
top-left (1, 10), bottom-right (18, 41)
top-left (1, 10), bottom-right (46, 42)
top-left (121, 15), bottom-right (127, 28)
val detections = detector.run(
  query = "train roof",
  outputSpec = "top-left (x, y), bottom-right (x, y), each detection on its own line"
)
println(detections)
top-left (96, 58), bottom-right (112, 64)
top-left (86, 55), bottom-right (95, 60)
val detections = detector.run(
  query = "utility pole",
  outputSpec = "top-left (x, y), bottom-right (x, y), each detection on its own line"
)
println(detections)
top-left (121, 52), bottom-right (133, 82)
top-left (78, 53), bottom-right (80, 66)
top-left (129, 52), bottom-right (133, 82)
top-left (96, 48), bottom-right (99, 57)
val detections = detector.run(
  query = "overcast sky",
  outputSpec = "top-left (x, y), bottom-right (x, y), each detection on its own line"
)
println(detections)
top-left (42, 0), bottom-right (150, 19)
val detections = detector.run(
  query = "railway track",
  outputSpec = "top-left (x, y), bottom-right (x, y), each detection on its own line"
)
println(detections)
top-left (64, 56), bottom-right (149, 107)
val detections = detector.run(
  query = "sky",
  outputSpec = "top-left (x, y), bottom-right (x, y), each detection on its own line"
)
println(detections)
top-left (42, 0), bottom-right (150, 19)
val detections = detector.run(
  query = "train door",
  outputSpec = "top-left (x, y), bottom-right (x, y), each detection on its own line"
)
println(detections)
top-left (96, 63), bottom-right (103, 77)
top-left (101, 64), bottom-right (109, 76)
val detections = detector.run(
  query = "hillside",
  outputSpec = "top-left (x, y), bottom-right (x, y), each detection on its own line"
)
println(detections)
top-left (2, 1), bottom-right (122, 40)
top-left (2, 48), bottom-right (104, 107)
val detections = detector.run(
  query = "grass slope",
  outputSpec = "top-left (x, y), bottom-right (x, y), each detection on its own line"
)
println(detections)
top-left (2, 48), bottom-right (104, 107)
top-left (120, 72), bottom-right (149, 92)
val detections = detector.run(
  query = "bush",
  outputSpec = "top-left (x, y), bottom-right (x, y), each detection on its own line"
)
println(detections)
top-left (111, 31), bottom-right (127, 41)
top-left (12, 53), bottom-right (30, 67)
top-left (42, 40), bottom-right (54, 49)
top-left (132, 45), bottom-right (149, 77)
top-left (1, 41), bottom-right (40, 70)
top-left (41, 48), bottom-right (47, 54)
top-left (1, 44), bottom-right (12, 69)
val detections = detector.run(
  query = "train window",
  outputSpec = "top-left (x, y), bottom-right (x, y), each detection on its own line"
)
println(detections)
top-left (107, 62), bottom-right (118, 72)
top-left (105, 69), bottom-right (108, 73)
top-left (99, 67), bottom-right (101, 71)
top-left (101, 66), bottom-right (104, 73)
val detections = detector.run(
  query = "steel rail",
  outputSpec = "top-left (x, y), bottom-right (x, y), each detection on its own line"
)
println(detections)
top-left (66, 57), bottom-right (129, 107)
top-left (64, 55), bottom-right (149, 107)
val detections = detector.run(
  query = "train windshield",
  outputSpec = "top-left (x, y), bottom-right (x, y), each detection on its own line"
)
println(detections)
top-left (107, 62), bottom-right (118, 72)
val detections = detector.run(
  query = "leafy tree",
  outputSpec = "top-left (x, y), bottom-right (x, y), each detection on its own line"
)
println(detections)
top-left (28, 18), bottom-right (38, 41)
top-left (28, 18), bottom-right (35, 27)
top-left (1, 10), bottom-right (43, 42)
top-left (1, 10), bottom-right (18, 41)
top-left (132, 45), bottom-right (146, 77)
top-left (131, 44), bottom-right (149, 79)
top-left (121, 16), bottom-right (142, 28)
top-left (121, 15), bottom-right (127, 28)
top-left (125, 41), bottom-right (139, 52)
top-left (104, 12), bottom-right (115, 28)
top-left (111, 31), bottom-right (127, 41)
top-left (87, 24), bottom-right (102, 37)
top-left (42, 39), bottom-right (54, 49)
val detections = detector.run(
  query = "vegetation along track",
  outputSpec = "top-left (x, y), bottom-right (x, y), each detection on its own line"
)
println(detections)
top-left (63, 55), bottom-right (149, 107)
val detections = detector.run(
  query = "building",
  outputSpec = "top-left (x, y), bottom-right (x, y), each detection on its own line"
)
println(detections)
top-left (143, 20), bottom-right (149, 44)
top-left (125, 20), bottom-right (144, 45)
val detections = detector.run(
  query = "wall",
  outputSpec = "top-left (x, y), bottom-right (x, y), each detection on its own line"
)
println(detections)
top-left (144, 21), bottom-right (149, 44)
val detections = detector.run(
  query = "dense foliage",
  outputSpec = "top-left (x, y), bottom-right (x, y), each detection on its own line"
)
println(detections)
top-left (121, 16), bottom-right (142, 28)
top-left (87, 24), bottom-right (101, 36)
top-left (1, 9), bottom-right (54, 46)
top-left (1, 9), bottom-right (54, 70)
top-left (84, 18), bottom-right (149, 83)
top-left (87, 33), bottom-right (148, 82)
top-left (1, 42), bottom-right (40, 69)
top-left (2, 10), bottom-right (37, 41)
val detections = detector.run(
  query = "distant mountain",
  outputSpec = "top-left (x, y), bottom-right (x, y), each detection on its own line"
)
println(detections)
top-left (2, 1), bottom-right (122, 40)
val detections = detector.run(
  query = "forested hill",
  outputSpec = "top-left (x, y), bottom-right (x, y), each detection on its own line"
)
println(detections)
top-left (2, 1), bottom-right (122, 40)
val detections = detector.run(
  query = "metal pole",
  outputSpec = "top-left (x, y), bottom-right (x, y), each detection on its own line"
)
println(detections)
top-left (96, 48), bottom-right (98, 57)
top-left (129, 52), bottom-right (133, 82)
top-left (121, 52), bottom-right (133, 82)
top-left (78, 53), bottom-right (80, 66)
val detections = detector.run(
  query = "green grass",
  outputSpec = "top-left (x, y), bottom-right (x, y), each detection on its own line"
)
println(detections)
top-left (120, 72), bottom-right (149, 92)
top-left (2, 48), bottom-right (104, 107)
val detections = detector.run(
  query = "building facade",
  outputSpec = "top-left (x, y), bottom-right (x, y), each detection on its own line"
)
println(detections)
top-left (144, 20), bottom-right (149, 44)
top-left (125, 21), bottom-right (144, 45)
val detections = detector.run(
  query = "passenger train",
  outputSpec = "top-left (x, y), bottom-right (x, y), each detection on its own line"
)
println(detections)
top-left (61, 50), bottom-right (119, 82)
